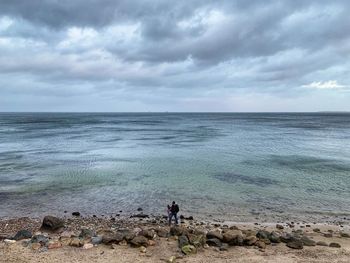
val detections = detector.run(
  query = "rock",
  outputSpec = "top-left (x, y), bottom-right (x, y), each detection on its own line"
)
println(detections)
top-left (102, 231), bottom-right (124, 244)
top-left (178, 235), bottom-right (189, 248)
top-left (83, 243), bottom-right (94, 249)
top-left (4, 239), bottom-right (16, 244)
top-left (79, 229), bottom-right (95, 239)
top-left (329, 242), bottom-right (341, 248)
top-left (70, 237), bottom-right (83, 247)
top-left (59, 237), bottom-right (72, 246)
top-left (313, 228), bottom-right (321, 233)
top-left (72, 212), bottom-right (80, 217)
top-left (156, 228), bottom-right (168, 238)
top-left (119, 240), bottom-right (128, 246)
top-left (41, 216), bottom-right (64, 231)
top-left (148, 240), bottom-right (156, 246)
top-left (60, 231), bottom-right (75, 238)
top-left (22, 240), bottom-right (31, 247)
top-left (268, 231), bottom-right (281, 243)
top-left (256, 230), bottom-right (270, 240)
top-left (12, 230), bottom-right (32, 241)
top-left (280, 233), bottom-right (294, 243)
top-left (206, 238), bottom-right (222, 247)
top-left (206, 230), bottom-right (223, 241)
top-left (170, 226), bottom-right (186, 236)
top-left (137, 207), bottom-right (143, 211)
top-left (276, 224), bottom-right (284, 230)
top-left (167, 256), bottom-right (176, 263)
top-left (31, 235), bottom-right (49, 245)
top-left (139, 229), bottom-right (154, 239)
top-left (286, 240), bottom-right (303, 249)
top-left (324, 233), bottom-right (333, 238)
top-left (255, 240), bottom-right (266, 249)
top-left (341, 232), bottom-right (350, 238)
top-left (181, 244), bottom-right (197, 255)
top-left (187, 234), bottom-right (206, 248)
top-left (91, 236), bottom-right (102, 245)
top-left (48, 241), bottom-right (62, 249)
top-left (130, 214), bottom-right (149, 218)
top-left (222, 230), bottom-right (243, 244)
top-left (219, 243), bottom-right (229, 251)
top-left (316, 241), bottom-right (328, 246)
top-left (139, 246), bottom-right (147, 253)
top-left (130, 236), bottom-right (149, 247)
top-left (119, 229), bottom-right (135, 241)
top-left (301, 236), bottom-right (316, 246)
top-left (31, 243), bottom-right (41, 250)
top-left (244, 236), bottom-right (258, 246)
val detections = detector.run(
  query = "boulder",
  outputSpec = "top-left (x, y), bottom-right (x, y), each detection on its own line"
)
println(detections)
top-left (256, 230), bottom-right (270, 240)
top-left (244, 236), bottom-right (258, 246)
top-left (102, 231), bottom-right (124, 244)
top-left (286, 240), bottom-right (303, 249)
top-left (170, 226), bottom-right (186, 236)
top-left (181, 244), bottom-right (197, 255)
top-left (79, 229), bottom-right (95, 239)
top-left (206, 238), bottom-right (222, 247)
top-left (31, 235), bottom-right (49, 245)
top-left (70, 238), bottom-right (83, 247)
top-left (280, 233), bottom-right (294, 243)
top-left (13, 230), bottom-right (32, 241)
top-left (222, 230), bottom-right (243, 244)
top-left (268, 231), bottom-right (281, 243)
top-left (255, 240), bottom-right (266, 249)
top-left (316, 241), bottom-right (328, 246)
top-left (329, 242), bottom-right (341, 248)
top-left (301, 236), bottom-right (316, 246)
top-left (156, 228), bottom-right (168, 238)
top-left (276, 224), bottom-right (284, 230)
top-left (178, 235), bottom-right (189, 248)
top-left (72, 212), bottom-right (80, 217)
top-left (139, 229), bottom-right (155, 239)
top-left (41, 216), bottom-right (64, 231)
top-left (130, 236), bottom-right (149, 247)
top-left (91, 236), bottom-right (102, 245)
top-left (187, 233), bottom-right (206, 248)
top-left (341, 232), bottom-right (350, 238)
top-left (206, 230), bottom-right (223, 241)
top-left (48, 241), bottom-right (62, 249)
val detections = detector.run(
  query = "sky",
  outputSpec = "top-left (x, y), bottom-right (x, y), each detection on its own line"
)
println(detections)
top-left (0, 0), bottom-right (350, 112)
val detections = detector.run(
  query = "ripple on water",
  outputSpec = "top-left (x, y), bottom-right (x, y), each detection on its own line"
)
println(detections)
top-left (213, 172), bottom-right (279, 187)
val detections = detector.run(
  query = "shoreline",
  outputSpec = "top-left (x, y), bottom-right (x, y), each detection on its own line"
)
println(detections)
top-left (1, 214), bottom-right (350, 263)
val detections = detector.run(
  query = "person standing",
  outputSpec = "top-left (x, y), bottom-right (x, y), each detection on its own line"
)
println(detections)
top-left (168, 201), bottom-right (179, 225)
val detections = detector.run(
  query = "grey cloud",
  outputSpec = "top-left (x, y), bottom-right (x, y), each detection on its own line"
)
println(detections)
top-left (0, 0), bottom-right (350, 111)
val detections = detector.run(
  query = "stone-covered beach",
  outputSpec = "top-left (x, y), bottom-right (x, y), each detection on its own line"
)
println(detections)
top-left (1, 212), bottom-right (350, 263)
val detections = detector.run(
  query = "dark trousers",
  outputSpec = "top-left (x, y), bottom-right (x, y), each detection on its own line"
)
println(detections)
top-left (168, 212), bottom-right (178, 225)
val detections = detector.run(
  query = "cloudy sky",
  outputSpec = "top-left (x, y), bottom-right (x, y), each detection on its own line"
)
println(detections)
top-left (0, 0), bottom-right (349, 112)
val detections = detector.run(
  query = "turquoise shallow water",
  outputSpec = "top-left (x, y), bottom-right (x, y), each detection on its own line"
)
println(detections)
top-left (0, 113), bottom-right (350, 222)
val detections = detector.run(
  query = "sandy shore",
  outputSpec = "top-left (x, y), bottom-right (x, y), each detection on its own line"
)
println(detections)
top-left (1, 215), bottom-right (350, 263)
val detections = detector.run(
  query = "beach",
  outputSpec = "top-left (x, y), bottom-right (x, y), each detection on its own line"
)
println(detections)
top-left (1, 214), bottom-right (350, 263)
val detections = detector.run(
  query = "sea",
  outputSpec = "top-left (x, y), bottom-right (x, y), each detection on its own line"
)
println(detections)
top-left (0, 113), bottom-right (350, 222)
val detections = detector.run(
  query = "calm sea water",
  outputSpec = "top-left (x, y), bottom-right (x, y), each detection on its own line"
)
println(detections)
top-left (1, 113), bottom-right (350, 222)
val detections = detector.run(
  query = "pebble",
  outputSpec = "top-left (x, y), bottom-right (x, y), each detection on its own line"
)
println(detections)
top-left (83, 243), bottom-right (94, 250)
top-left (4, 239), bottom-right (16, 244)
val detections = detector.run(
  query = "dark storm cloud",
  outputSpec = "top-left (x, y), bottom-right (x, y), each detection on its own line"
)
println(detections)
top-left (0, 0), bottom-right (349, 111)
